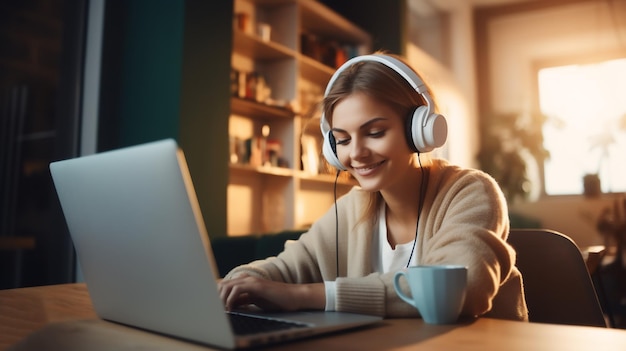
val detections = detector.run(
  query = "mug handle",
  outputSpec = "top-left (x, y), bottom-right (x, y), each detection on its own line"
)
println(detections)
top-left (393, 271), bottom-right (414, 305)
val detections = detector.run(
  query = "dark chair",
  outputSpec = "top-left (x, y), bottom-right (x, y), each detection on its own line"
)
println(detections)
top-left (210, 230), bottom-right (304, 278)
top-left (508, 229), bottom-right (607, 327)
top-left (211, 235), bottom-right (258, 278)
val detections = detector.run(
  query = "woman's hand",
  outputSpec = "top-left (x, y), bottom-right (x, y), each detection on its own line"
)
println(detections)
top-left (217, 274), bottom-right (326, 312)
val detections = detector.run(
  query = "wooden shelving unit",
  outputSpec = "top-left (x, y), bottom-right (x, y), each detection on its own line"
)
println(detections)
top-left (228, 0), bottom-right (371, 235)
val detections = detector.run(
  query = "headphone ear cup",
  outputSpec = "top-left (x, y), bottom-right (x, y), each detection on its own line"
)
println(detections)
top-left (423, 113), bottom-right (448, 151)
top-left (408, 106), bottom-right (448, 153)
top-left (408, 106), bottom-right (429, 153)
top-left (322, 130), bottom-right (347, 171)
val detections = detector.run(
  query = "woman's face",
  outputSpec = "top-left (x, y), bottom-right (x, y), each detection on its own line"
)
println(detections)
top-left (331, 92), bottom-right (416, 192)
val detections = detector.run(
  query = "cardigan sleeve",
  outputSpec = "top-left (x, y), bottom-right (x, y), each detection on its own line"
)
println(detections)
top-left (332, 165), bottom-right (526, 320)
top-left (414, 165), bottom-right (522, 319)
top-left (222, 192), bottom-right (347, 283)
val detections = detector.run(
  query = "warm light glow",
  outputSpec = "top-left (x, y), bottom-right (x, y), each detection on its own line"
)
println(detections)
top-left (539, 58), bottom-right (626, 195)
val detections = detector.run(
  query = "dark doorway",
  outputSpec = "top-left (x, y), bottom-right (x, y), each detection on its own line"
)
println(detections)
top-left (0, 0), bottom-right (85, 289)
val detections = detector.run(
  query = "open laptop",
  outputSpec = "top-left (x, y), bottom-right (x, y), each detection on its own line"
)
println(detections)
top-left (49, 139), bottom-right (381, 349)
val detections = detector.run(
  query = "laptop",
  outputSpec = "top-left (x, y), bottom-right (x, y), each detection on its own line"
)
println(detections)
top-left (49, 139), bottom-right (381, 349)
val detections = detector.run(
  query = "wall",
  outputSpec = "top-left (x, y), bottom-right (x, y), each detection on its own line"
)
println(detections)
top-left (477, 0), bottom-right (626, 248)
top-left (408, 0), bottom-right (480, 168)
top-left (511, 194), bottom-right (616, 248)
top-left (405, 43), bottom-right (474, 167)
top-left (321, 0), bottom-right (406, 55)
top-left (97, 0), bottom-right (232, 238)
top-left (484, 1), bottom-right (625, 113)
top-left (96, 0), bottom-right (183, 149)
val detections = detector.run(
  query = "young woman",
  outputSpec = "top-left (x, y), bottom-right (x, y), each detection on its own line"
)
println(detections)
top-left (218, 53), bottom-right (528, 321)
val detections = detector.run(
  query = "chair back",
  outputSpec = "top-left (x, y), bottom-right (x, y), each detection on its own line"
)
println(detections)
top-left (508, 229), bottom-right (607, 327)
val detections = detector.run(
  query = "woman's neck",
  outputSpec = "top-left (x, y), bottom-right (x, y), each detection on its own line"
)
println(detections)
top-left (381, 166), bottom-right (427, 247)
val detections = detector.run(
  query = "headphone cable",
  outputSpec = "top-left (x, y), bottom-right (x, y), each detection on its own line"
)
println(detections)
top-left (334, 170), bottom-right (340, 277)
top-left (406, 154), bottom-right (426, 268)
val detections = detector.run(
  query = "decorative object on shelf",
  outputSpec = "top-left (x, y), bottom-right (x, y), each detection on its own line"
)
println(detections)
top-left (583, 173), bottom-right (602, 198)
top-left (256, 22), bottom-right (271, 42)
top-left (584, 113), bottom-right (626, 196)
top-left (230, 69), bottom-right (272, 104)
top-left (298, 85), bottom-right (323, 120)
top-left (229, 136), bottom-right (240, 164)
top-left (229, 134), bottom-right (287, 169)
top-left (266, 139), bottom-right (284, 167)
top-left (301, 134), bottom-right (319, 175)
top-left (300, 33), bottom-right (359, 69)
top-left (234, 12), bottom-right (251, 34)
top-left (477, 111), bottom-right (549, 204)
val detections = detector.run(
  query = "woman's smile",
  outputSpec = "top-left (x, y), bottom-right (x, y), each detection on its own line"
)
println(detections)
top-left (352, 160), bottom-right (386, 176)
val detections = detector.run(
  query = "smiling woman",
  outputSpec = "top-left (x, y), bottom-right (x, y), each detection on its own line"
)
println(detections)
top-left (539, 58), bottom-right (626, 195)
top-left (218, 53), bottom-right (529, 323)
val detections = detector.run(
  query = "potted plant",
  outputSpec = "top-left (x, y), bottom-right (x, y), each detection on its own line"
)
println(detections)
top-left (477, 111), bottom-right (549, 204)
top-left (584, 113), bottom-right (626, 197)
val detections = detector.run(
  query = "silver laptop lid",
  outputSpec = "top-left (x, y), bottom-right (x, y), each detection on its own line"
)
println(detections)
top-left (50, 139), bottom-right (236, 349)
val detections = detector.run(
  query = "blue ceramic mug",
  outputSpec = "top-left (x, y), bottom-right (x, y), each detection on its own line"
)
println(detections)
top-left (393, 265), bottom-right (468, 324)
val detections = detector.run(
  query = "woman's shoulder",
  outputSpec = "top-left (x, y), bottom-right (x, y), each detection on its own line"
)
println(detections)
top-left (429, 158), bottom-right (496, 182)
top-left (428, 158), bottom-right (502, 196)
top-left (427, 158), bottom-right (508, 223)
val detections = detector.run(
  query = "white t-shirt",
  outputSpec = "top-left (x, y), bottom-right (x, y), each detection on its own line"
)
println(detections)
top-left (325, 203), bottom-right (417, 311)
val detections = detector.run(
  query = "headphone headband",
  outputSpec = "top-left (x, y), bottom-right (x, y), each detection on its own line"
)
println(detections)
top-left (323, 54), bottom-right (429, 96)
top-left (321, 54), bottom-right (433, 135)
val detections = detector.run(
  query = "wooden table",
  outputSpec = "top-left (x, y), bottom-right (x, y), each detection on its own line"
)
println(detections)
top-left (2, 283), bottom-right (626, 350)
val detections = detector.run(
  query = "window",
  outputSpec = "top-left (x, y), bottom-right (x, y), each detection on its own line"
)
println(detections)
top-left (538, 58), bottom-right (626, 195)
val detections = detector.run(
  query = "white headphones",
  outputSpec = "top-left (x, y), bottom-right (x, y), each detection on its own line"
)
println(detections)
top-left (320, 54), bottom-right (448, 171)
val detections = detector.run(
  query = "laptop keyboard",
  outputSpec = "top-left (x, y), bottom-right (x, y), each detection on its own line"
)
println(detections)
top-left (227, 312), bottom-right (310, 335)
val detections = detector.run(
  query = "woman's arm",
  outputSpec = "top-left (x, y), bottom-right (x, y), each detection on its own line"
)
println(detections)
top-left (332, 167), bottom-right (518, 319)
top-left (417, 168), bottom-right (513, 317)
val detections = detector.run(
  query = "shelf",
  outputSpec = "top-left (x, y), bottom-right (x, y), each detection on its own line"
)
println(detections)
top-left (297, 170), bottom-right (357, 186)
top-left (231, 97), bottom-right (294, 120)
top-left (233, 30), bottom-right (295, 61)
top-left (230, 163), bottom-right (295, 178)
top-left (299, 1), bottom-right (371, 45)
top-left (298, 54), bottom-right (335, 86)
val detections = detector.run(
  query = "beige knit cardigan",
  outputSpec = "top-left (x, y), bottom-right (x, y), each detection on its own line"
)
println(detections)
top-left (224, 159), bottom-right (529, 321)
